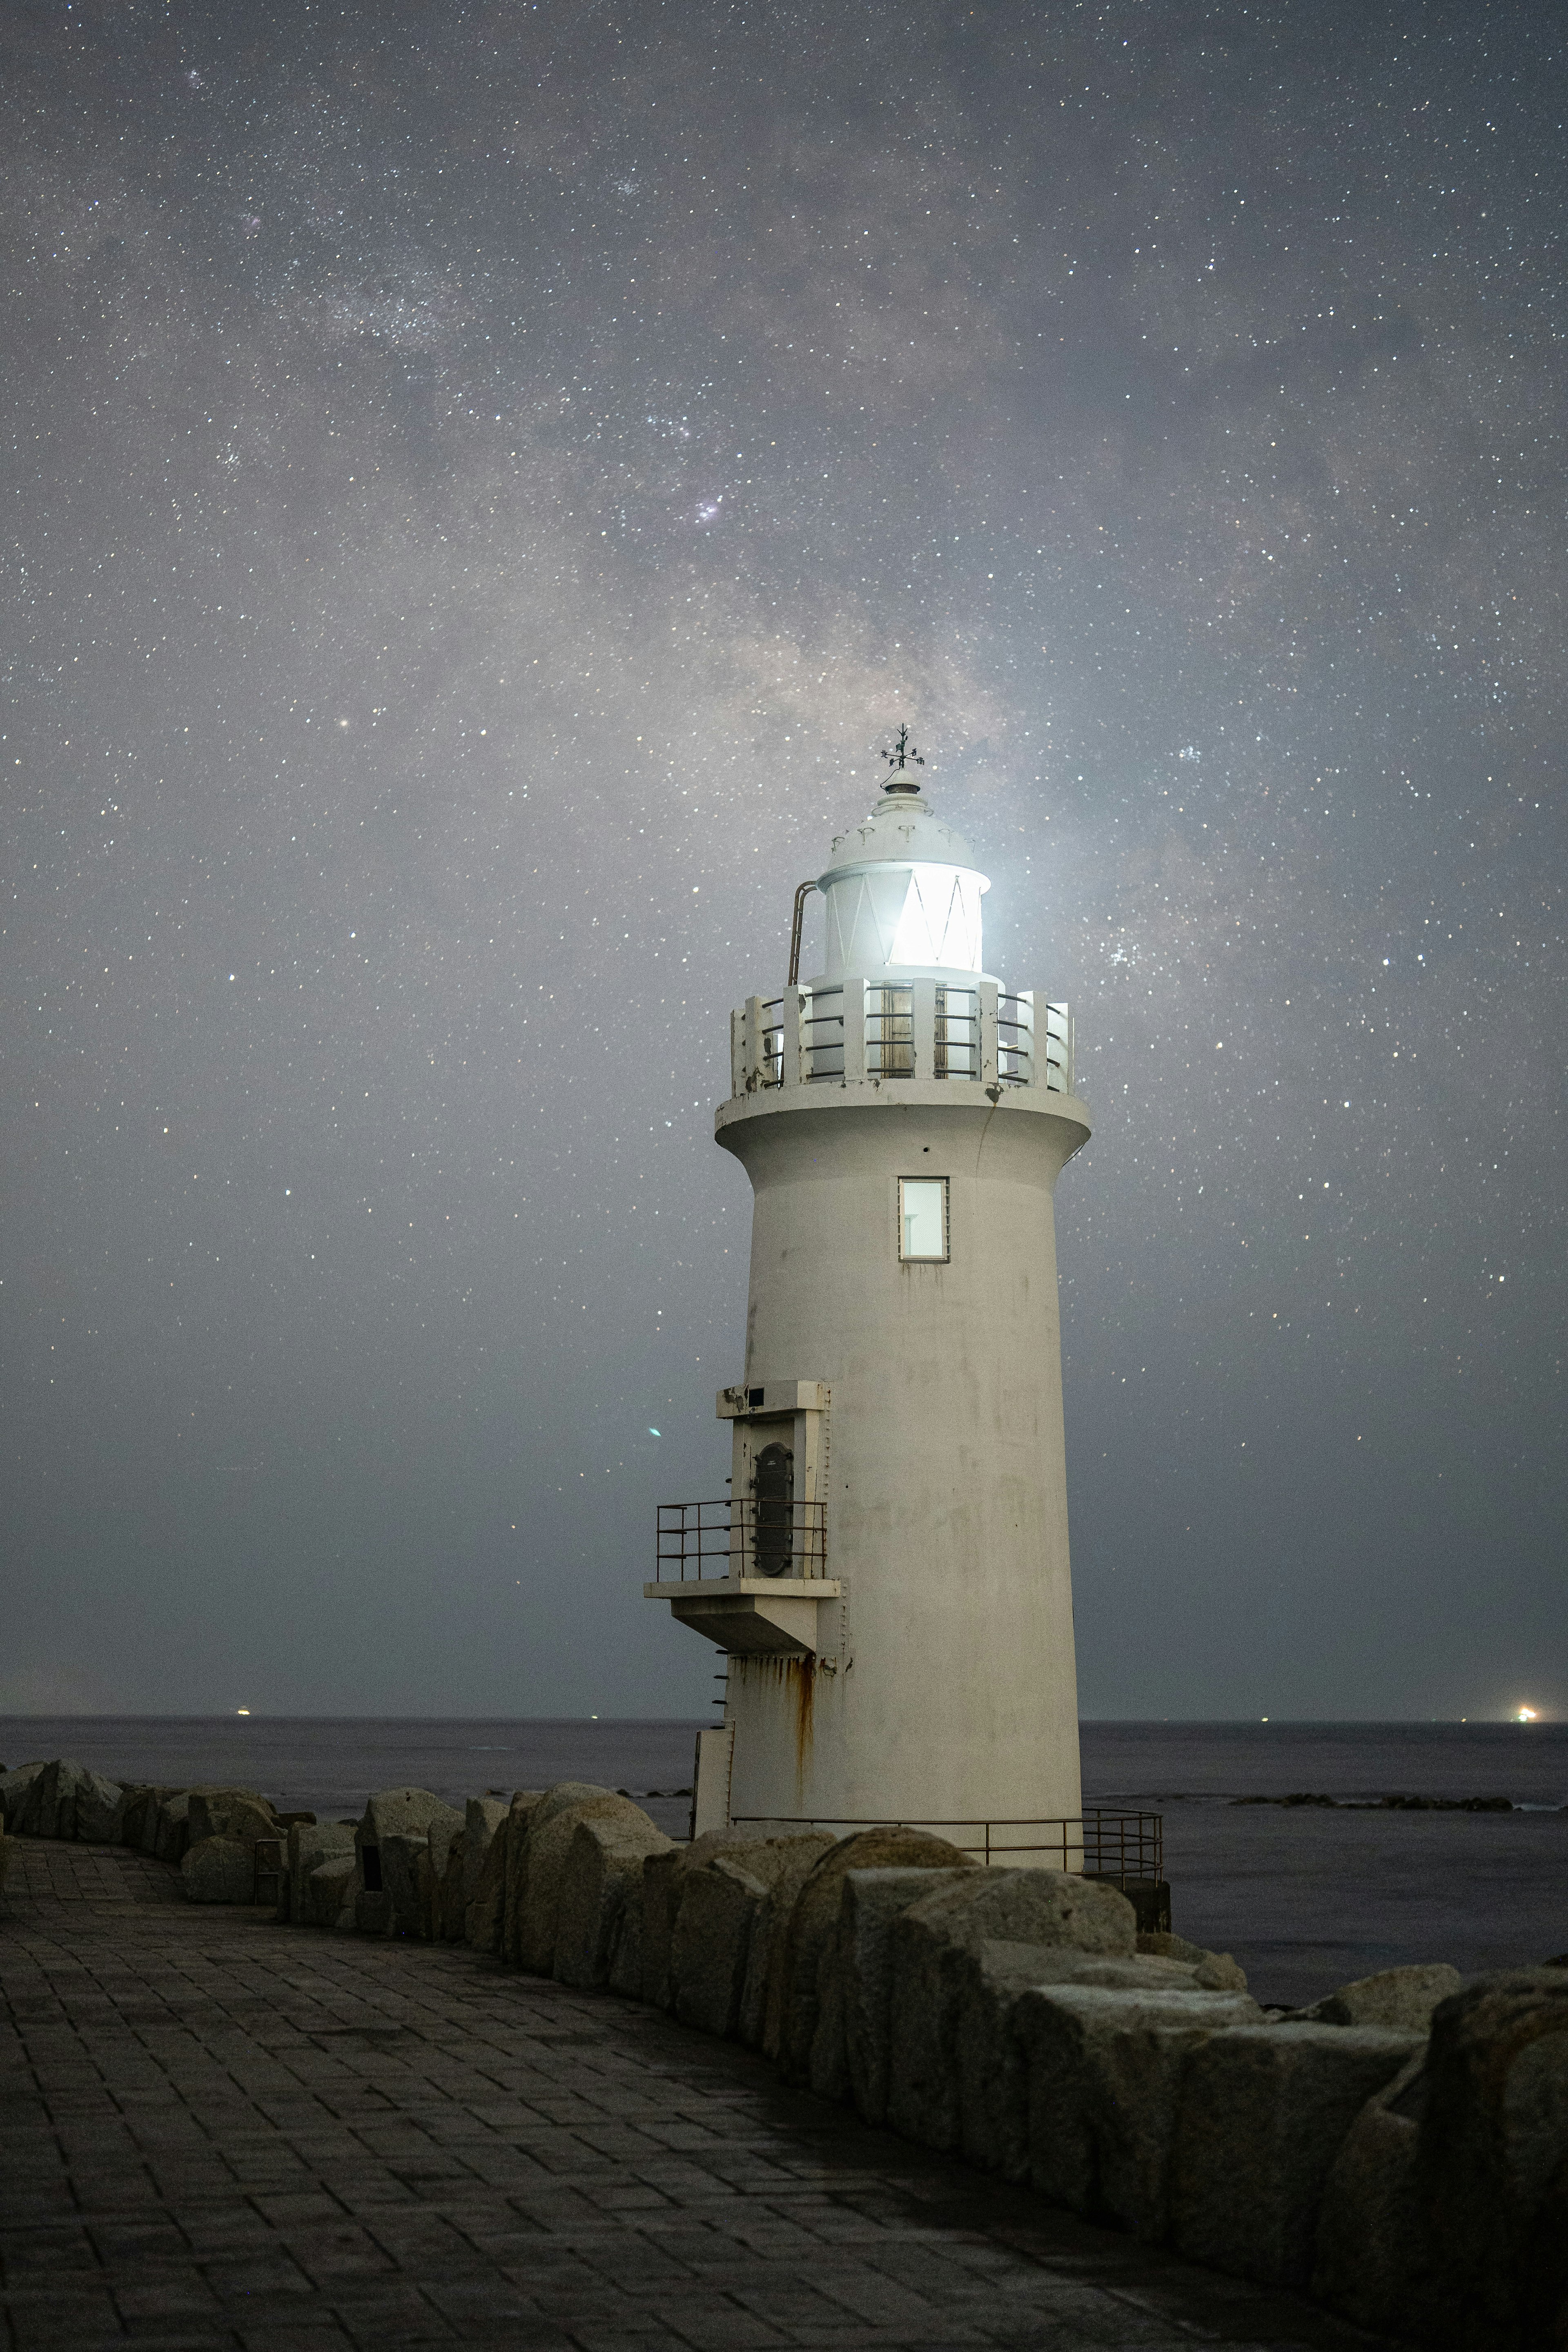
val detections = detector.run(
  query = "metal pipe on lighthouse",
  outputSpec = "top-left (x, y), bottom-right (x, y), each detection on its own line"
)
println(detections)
top-left (646, 734), bottom-right (1091, 1858)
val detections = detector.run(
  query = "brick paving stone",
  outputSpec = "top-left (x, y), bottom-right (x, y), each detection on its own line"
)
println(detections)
top-left (2, 1840), bottom-right (1400, 2352)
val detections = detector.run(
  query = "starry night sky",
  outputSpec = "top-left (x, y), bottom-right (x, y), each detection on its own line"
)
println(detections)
top-left (3, 0), bottom-right (1563, 1723)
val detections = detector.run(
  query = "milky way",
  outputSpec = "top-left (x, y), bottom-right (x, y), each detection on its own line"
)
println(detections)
top-left (2, 0), bottom-right (1562, 1722)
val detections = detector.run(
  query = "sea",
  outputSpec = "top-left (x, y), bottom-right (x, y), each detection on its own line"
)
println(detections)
top-left (2, 1715), bottom-right (1563, 2009)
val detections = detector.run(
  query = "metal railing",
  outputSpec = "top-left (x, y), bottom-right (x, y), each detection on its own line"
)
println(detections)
top-left (733, 986), bottom-right (1074, 1097)
top-left (997, 993), bottom-right (1033, 1087)
top-left (758, 997), bottom-right (785, 1088)
top-left (726, 1809), bottom-right (1162, 1884)
top-left (935, 985), bottom-right (978, 1078)
top-left (866, 984), bottom-right (913, 1077)
top-left (655, 1496), bottom-right (829, 1582)
top-left (802, 985), bottom-right (844, 1081)
top-left (1040, 1000), bottom-right (1072, 1094)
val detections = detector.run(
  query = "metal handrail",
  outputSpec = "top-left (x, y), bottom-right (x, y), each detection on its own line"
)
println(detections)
top-left (726, 1809), bottom-right (1163, 1884)
top-left (997, 991), bottom-right (1034, 1087)
top-left (736, 986), bottom-right (1072, 1098)
top-left (935, 984), bottom-right (978, 1078)
top-left (758, 997), bottom-right (784, 1088)
top-left (866, 983), bottom-right (913, 1078)
top-left (655, 1496), bottom-right (829, 1582)
top-left (802, 986), bottom-right (844, 1082)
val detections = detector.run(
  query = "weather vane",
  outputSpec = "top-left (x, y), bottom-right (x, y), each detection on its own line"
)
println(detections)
top-left (879, 723), bottom-right (924, 773)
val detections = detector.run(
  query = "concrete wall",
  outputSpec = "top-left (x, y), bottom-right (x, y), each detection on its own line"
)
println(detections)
top-left (715, 1080), bottom-right (1091, 1832)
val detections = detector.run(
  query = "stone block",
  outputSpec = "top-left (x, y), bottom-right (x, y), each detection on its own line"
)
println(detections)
top-left (427, 1810), bottom-right (463, 1878)
top-left (134, 1778), bottom-right (178, 1853)
top-left (817, 1866), bottom-right (993, 2106)
top-left (187, 1789), bottom-right (274, 1847)
top-left (356, 1790), bottom-right (462, 1937)
top-left (1312, 2051), bottom-right (1431, 2337)
top-left (635, 1831), bottom-right (813, 2010)
top-left (381, 1829), bottom-right (456, 1937)
top-left (417, 1814), bottom-right (464, 1940)
top-left (608, 1876), bottom-right (644, 1998)
top-left (1303, 1961), bottom-right (1462, 2033)
top-left (555, 1810), bottom-right (672, 1990)
top-left (1169, 2022), bottom-right (1421, 2287)
top-left (182, 1835), bottom-right (256, 1904)
top-left (499, 1790), bottom-right (548, 1960)
top-left (117, 1787), bottom-right (148, 1847)
top-left (34, 1759), bottom-right (93, 1840)
top-left (466, 1798), bottom-right (520, 1953)
top-left (73, 1771), bottom-right (127, 1846)
top-left (510, 1785), bottom-right (653, 1976)
top-left (639, 1830), bottom-right (745, 2007)
top-left (306, 1853), bottom-right (359, 1929)
top-left (437, 1825), bottom-right (467, 1940)
top-left (670, 1855), bottom-right (770, 2037)
top-left (287, 1821), bottom-right (356, 1924)
top-left (960, 1945), bottom-right (1210, 2183)
top-left (0, 1762), bottom-right (46, 1830)
top-left (1019, 1979), bottom-right (1261, 2230)
top-left (1138, 1931), bottom-right (1247, 1991)
top-left (885, 1868), bottom-right (1138, 2150)
top-left (1415, 1967), bottom-right (1568, 2350)
top-left (462, 1797), bottom-right (509, 1904)
top-left (154, 1793), bottom-right (194, 1864)
top-left (360, 1785), bottom-right (457, 1843)
top-left (770, 1829), bottom-right (976, 2079)
top-left (738, 1835), bottom-right (837, 2048)
top-left (835, 1868), bottom-right (977, 2125)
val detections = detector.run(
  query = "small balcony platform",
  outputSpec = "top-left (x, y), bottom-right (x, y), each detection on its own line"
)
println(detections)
top-left (643, 1574), bottom-right (842, 1657)
top-left (646, 1497), bottom-right (836, 1655)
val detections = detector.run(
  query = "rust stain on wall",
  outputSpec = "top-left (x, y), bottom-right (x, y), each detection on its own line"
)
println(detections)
top-left (733, 1655), bottom-right (815, 1798)
top-left (787, 1655), bottom-right (815, 1790)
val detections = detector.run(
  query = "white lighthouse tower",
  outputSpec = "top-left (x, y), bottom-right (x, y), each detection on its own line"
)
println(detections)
top-left (648, 734), bottom-right (1093, 1856)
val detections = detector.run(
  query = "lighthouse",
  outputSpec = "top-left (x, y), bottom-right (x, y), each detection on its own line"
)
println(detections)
top-left (647, 734), bottom-right (1093, 1857)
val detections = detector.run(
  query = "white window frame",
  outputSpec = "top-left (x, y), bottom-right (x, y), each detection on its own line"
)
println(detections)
top-left (897, 1174), bottom-right (949, 1263)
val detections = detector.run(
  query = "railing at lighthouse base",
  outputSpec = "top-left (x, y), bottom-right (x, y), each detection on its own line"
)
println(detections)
top-left (726, 1809), bottom-right (1163, 1884)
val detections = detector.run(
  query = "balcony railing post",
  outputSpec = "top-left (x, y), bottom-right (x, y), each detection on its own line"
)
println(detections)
top-left (1016, 989), bottom-right (1036, 1087)
top-left (1043, 1000), bottom-right (1072, 1094)
top-left (978, 980), bottom-right (999, 1089)
top-left (842, 977), bottom-right (867, 1083)
top-left (731, 1006), bottom-right (746, 1099)
top-left (743, 996), bottom-right (764, 1091)
top-left (911, 979), bottom-right (936, 1080)
top-left (780, 989), bottom-right (805, 1089)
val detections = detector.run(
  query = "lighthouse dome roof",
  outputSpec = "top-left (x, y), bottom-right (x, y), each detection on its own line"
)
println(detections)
top-left (819, 788), bottom-right (983, 886)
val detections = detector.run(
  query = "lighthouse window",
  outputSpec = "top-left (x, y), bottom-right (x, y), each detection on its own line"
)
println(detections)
top-left (898, 1176), bottom-right (949, 1262)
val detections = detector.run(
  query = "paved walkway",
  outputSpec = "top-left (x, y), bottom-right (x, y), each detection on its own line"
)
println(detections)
top-left (0, 1844), bottom-right (1392, 2352)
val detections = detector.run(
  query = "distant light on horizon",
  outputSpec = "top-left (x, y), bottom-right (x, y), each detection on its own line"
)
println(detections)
top-left (236, 1707), bottom-right (250, 1716)
top-left (1515, 1706), bottom-right (1539, 1722)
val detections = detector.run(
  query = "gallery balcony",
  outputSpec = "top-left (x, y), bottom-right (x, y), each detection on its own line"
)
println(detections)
top-left (644, 1496), bottom-right (839, 1658)
top-left (731, 980), bottom-right (1073, 1098)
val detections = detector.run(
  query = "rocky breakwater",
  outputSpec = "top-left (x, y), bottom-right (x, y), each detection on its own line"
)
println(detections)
top-left (3, 1761), bottom-right (1563, 2348)
top-left (0, 1755), bottom-right (323, 1902)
